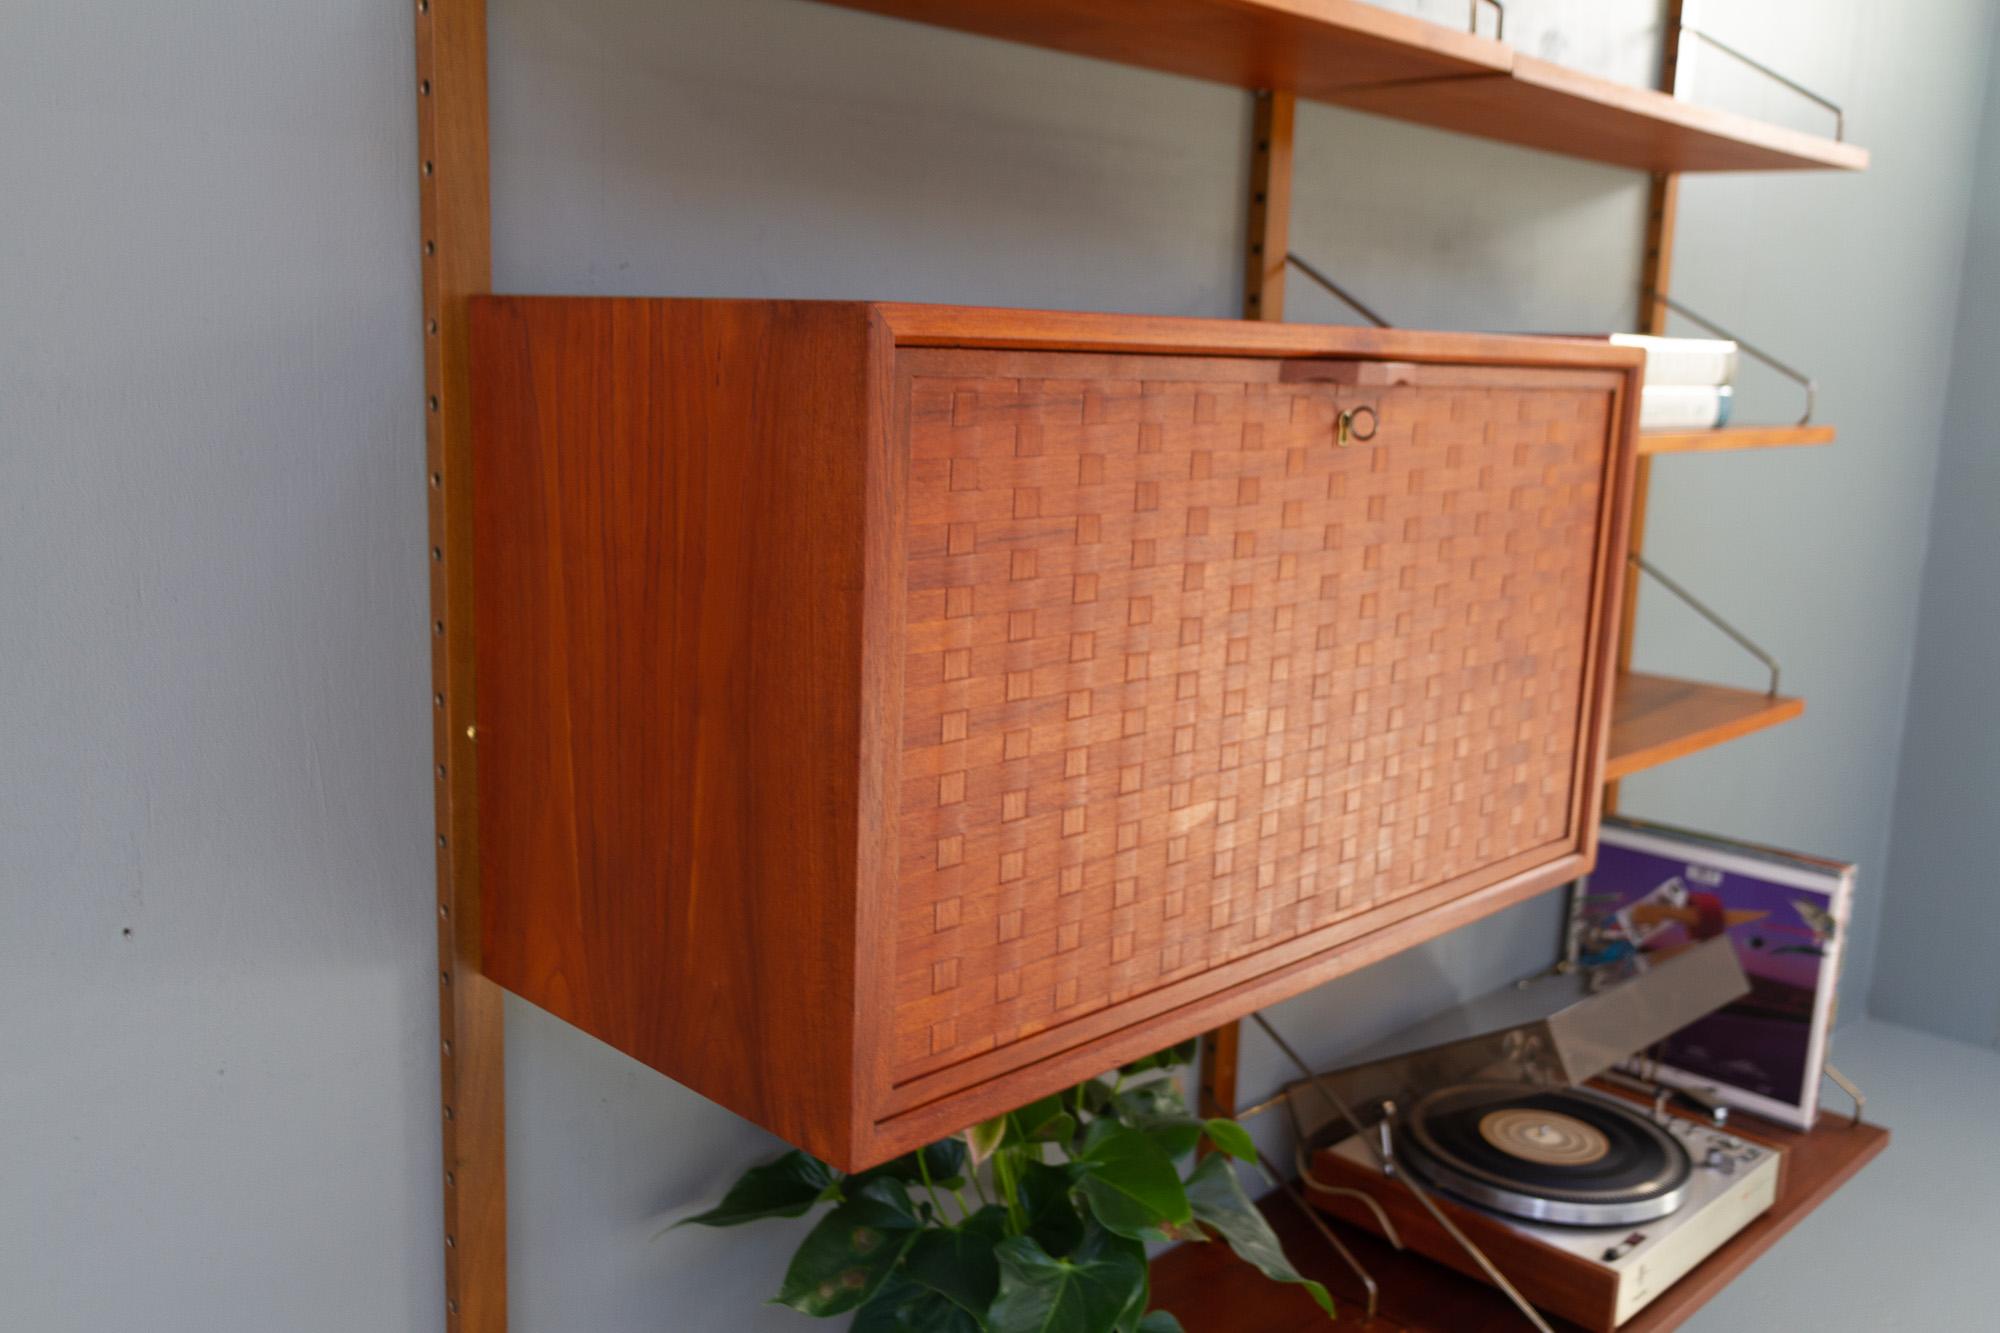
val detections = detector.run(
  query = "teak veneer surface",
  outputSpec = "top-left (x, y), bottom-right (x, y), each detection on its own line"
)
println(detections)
top-left (470, 298), bottom-right (1641, 1167)
top-left (1150, 1106), bottom-right (1888, 1332)
top-left (811, 0), bottom-right (1866, 174)
top-left (816, 0), bottom-right (1509, 104)
top-left (1636, 424), bottom-right (1836, 456)
top-left (1330, 53), bottom-right (1868, 174)
top-left (1606, 672), bottom-right (1804, 782)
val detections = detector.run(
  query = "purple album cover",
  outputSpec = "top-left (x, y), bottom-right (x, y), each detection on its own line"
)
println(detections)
top-left (1572, 818), bottom-right (1854, 1129)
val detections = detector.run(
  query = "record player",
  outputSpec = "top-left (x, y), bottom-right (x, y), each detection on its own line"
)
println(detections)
top-left (1279, 939), bottom-right (1786, 1331)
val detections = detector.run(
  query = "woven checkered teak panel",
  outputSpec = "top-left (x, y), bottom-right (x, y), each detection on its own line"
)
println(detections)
top-left (894, 358), bottom-right (1611, 1089)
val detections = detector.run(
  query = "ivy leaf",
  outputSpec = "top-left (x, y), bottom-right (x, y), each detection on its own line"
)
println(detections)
top-left (1011, 1093), bottom-right (1078, 1144)
top-left (901, 1206), bottom-right (1007, 1317)
top-left (1119, 1039), bottom-right (1198, 1077)
top-left (672, 1150), bottom-right (837, 1228)
top-left (986, 1232), bottom-right (1148, 1333)
top-left (1070, 1119), bottom-right (1192, 1241)
top-left (774, 1177), bottom-right (923, 1317)
top-left (1137, 1312), bottom-right (1188, 1333)
top-left (1106, 1230), bottom-right (1154, 1333)
top-left (1114, 1077), bottom-right (1188, 1126)
top-left (1019, 1160), bottom-right (1087, 1258)
top-left (1136, 1116), bottom-right (1205, 1163)
top-left (852, 1274), bottom-right (982, 1333)
top-left (966, 1115), bottom-right (1010, 1169)
top-left (853, 1139), bottom-right (968, 1192)
top-left (1183, 1155), bottom-right (1335, 1319)
top-left (1201, 1118), bottom-right (1258, 1164)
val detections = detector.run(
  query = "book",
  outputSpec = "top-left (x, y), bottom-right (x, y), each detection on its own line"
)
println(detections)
top-left (1567, 815), bottom-right (1855, 1129)
top-left (1639, 383), bottom-right (1733, 431)
top-left (1546, 333), bottom-right (1739, 387)
top-left (1606, 333), bottom-right (1739, 387)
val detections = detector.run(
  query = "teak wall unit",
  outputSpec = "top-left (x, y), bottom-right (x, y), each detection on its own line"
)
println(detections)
top-left (415, 0), bottom-right (1872, 1325)
top-left (469, 298), bottom-right (1641, 1166)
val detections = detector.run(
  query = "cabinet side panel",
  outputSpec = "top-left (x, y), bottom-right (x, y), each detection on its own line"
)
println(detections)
top-left (471, 297), bottom-right (873, 1162)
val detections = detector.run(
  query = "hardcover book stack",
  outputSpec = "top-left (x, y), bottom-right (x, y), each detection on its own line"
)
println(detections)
top-left (1613, 333), bottom-right (1740, 431)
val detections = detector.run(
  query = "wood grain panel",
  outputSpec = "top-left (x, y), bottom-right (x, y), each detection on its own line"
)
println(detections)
top-left (1329, 54), bottom-right (1866, 173)
top-left (1243, 89), bottom-right (1296, 324)
top-left (1638, 424), bottom-right (1835, 456)
top-left (813, 0), bottom-right (1509, 101)
top-left (415, 1), bottom-right (503, 1328)
top-left (1606, 673), bottom-right (1804, 781)
top-left (471, 297), bottom-right (883, 1164)
top-left (808, 0), bottom-right (1864, 174)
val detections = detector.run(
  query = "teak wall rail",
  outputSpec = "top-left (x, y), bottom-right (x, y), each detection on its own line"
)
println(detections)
top-left (417, 1), bottom-right (504, 1329)
top-left (417, 0), bottom-right (1841, 1323)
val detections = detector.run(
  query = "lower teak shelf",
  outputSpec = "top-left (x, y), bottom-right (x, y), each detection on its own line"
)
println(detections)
top-left (1151, 1110), bottom-right (1888, 1331)
top-left (470, 298), bottom-right (1643, 1167)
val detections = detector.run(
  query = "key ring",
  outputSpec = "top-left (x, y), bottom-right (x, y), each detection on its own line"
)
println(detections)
top-left (1337, 405), bottom-right (1379, 446)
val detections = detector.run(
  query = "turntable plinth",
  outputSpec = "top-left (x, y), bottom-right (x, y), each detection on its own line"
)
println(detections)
top-left (1150, 1100), bottom-right (1888, 1331)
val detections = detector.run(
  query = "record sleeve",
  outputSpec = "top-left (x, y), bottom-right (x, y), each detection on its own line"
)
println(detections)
top-left (1568, 815), bottom-right (1855, 1129)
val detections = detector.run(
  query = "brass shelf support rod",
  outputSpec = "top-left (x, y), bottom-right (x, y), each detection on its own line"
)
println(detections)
top-left (1627, 553), bottom-right (1784, 697)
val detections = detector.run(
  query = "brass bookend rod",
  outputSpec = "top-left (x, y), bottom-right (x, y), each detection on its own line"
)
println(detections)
top-left (1646, 291), bottom-right (1818, 426)
top-left (1628, 553), bottom-right (1785, 697)
top-left (1285, 252), bottom-right (1395, 329)
top-left (1248, 1013), bottom-right (1557, 1333)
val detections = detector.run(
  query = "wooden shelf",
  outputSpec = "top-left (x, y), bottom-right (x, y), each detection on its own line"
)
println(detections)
top-left (1151, 1110), bottom-right (1889, 1331)
top-left (814, 0), bottom-right (1866, 174)
top-left (1335, 53), bottom-right (1867, 174)
top-left (1638, 424), bottom-right (1836, 456)
top-left (1606, 672), bottom-right (1804, 782)
top-left (819, 0), bottom-right (1510, 104)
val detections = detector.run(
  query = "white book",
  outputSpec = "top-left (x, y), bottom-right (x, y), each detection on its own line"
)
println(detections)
top-left (1609, 333), bottom-right (1740, 387)
top-left (1640, 383), bottom-right (1733, 431)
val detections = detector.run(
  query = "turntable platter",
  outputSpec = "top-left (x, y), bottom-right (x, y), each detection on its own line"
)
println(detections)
top-left (1399, 1083), bottom-right (1691, 1226)
top-left (1478, 1106), bottom-right (1611, 1166)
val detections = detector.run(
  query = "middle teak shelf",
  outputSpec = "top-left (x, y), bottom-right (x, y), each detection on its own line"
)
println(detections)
top-left (1606, 671), bottom-right (1804, 782)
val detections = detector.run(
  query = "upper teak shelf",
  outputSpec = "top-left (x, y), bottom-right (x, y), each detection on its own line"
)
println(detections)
top-left (815, 0), bottom-right (1869, 174)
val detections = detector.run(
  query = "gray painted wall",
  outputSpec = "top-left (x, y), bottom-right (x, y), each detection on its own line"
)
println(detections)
top-left (0, 2), bottom-right (436, 1329)
top-left (0, 1), bottom-right (1991, 1330)
top-left (1873, 13), bottom-right (2000, 1050)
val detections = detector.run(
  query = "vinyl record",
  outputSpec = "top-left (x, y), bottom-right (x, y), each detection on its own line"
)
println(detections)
top-left (1397, 1083), bottom-right (1691, 1226)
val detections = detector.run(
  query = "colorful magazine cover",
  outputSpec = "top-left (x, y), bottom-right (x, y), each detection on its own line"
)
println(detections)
top-left (1568, 815), bottom-right (1855, 1129)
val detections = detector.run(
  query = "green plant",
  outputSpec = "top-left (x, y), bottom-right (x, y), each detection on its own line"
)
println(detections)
top-left (676, 1041), bottom-right (1334, 1332)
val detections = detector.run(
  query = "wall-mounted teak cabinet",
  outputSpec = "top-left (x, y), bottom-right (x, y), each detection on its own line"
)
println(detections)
top-left (469, 298), bottom-right (1641, 1168)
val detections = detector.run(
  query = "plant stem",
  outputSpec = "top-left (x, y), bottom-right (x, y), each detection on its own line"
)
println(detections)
top-left (916, 1146), bottom-right (952, 1227)
top-left (969, 1166), bottom-right (992, 1208)
top-left (994, 1149), bottom-right (1028, 1235)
